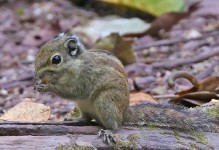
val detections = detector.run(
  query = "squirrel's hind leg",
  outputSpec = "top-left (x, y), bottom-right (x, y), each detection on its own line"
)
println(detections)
top-left (93, 90), bottom-right (124, 130)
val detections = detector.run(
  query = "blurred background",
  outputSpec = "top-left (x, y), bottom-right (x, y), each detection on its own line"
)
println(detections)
top-left (0, 0), bottom-right (219, 121)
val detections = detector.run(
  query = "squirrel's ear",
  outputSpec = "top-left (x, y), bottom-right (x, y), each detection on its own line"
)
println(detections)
top-left (65, 38), bottom-right (79, 56)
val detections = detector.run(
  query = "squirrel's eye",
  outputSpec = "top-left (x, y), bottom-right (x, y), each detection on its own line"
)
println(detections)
top-left (67, 39), bottom-right (78, 56)
top-left (52, 55), bottom-right (61, 64)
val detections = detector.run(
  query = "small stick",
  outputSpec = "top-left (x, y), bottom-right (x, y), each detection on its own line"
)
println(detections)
top-left (152, 46), bottom-right (219, 69)
top-left (153, 94), bottom-right (177, 99)
top-left (135, 30), bottom-right (219, 51)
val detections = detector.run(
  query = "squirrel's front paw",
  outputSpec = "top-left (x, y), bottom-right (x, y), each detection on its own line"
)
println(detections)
top-left (98, 129), bottom-right (116, 145)
top-left (34, 82), bottom-right (50, 92)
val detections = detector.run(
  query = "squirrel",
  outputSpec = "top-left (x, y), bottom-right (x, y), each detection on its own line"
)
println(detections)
top-left (34, 33), bottom-right (219, 133)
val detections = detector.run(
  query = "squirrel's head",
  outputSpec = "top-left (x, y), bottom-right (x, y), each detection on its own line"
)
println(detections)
top-left (35, 33), bottom-right (85, 84)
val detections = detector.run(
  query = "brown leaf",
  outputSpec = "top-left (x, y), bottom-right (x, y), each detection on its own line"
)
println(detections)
top-left (93, 33), bottom-right (136, 65)
top-left (176, 76), bottom-right (219, 95)
top-left (0, 98), bottom-right (51, 122)
top-left (170, 91), bottom-right (219, 107)
top-left (129, 92), bottom-right (157, 106)
top-left (169, 71), bottom-right (219, 107)
top-left (145, 2), bottom-right (199, 37)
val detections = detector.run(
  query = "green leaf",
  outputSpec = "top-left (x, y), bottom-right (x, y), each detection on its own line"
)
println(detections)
top-left (15, 8), bottom-right (25, 17)
top-left (98, 0), bottom-right (185, 16)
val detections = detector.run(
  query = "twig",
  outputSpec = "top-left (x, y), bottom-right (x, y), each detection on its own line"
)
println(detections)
top-left (134, 30), bottom-right (219, 51)
top-left (152, 46), bottom-right (219, 69)
top-left (196, 61), bottom-right (219, 79)
top-left (153, 94), bottom-right (177, 99)
top-left (0, 75), bottom-right (34, 89)
top-left (1, 81), bottom-right (32, 89)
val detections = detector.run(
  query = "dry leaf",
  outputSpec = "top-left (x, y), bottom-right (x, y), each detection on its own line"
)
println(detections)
top-left (72, 16), bottom-right (150, 45)
top-left (129, 92), bottom-right (157, 106)
top-left (168, 71), bottom-right (219, 107)
top-left (0, 98), bottom-right (51, 122)
top-left (175, 76), bottom-right (219, 96)
top-left (146, 12), bottom-right (195, 37)
top-left (145, 2), bottom-right (198, 37)
top-left (94, 33), bottom-right (135, 65)
top-left (170, 91), bottom-right (219, 107)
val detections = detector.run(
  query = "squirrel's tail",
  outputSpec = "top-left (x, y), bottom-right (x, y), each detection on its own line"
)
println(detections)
top-left (126, 103), bottom-right (219, 132)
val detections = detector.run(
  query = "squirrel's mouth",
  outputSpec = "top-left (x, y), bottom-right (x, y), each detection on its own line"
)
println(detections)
top-left (34, 69), bottom-right (54, 85)
top-left (41, 78), bottom-right (49, 84)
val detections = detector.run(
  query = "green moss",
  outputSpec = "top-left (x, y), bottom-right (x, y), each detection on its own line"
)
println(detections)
top-left (56, 144), bottom-right (95, 150)
top-left (147, 122), bottom-right (157, 130)
top-left (207, 105), bottom-right (219, 118)
top-left (173, 130), bottom-right (182, 141)
top-left (190, 142), bottom-right (198, 150)
top-left (113, 134), bottom-right (139, 149)
top-left (127, 134), bottom-right (139, 149)
top-left (114, 136), bottom-right (129, 149)
top-left (16, 8), bottom-right (25, 16)
top-left (191, 131), bottom-right (208, 145)
top-left (56, 134), bottom-right (96, 150)
top-left (65, 107), bottom-right (81, 119)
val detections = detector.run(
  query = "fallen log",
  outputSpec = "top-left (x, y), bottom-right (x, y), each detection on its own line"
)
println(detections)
top-left (0, 123), bottom-right (218, 149)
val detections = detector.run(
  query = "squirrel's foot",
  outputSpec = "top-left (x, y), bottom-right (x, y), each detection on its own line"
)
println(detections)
top-left (98, 129), bottom-right (116, 145)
